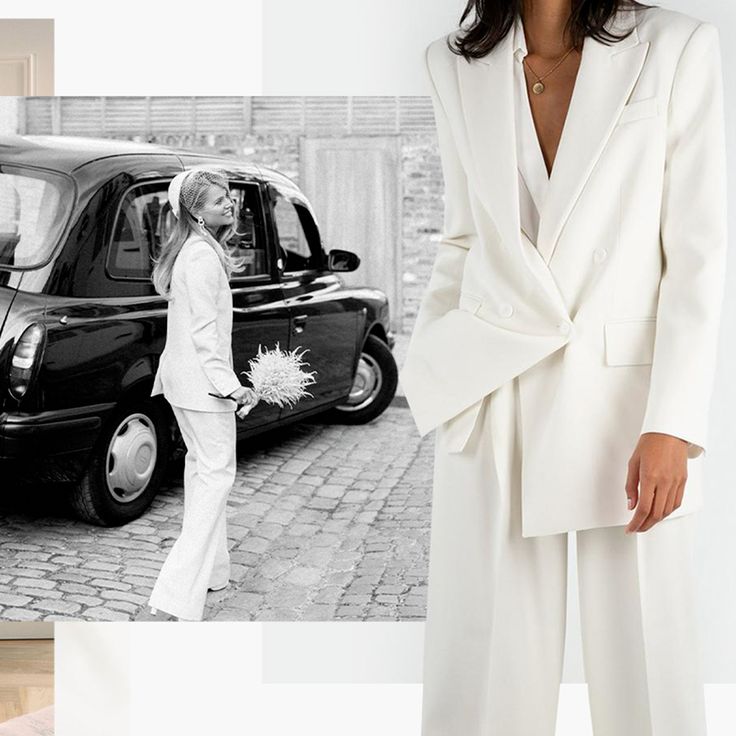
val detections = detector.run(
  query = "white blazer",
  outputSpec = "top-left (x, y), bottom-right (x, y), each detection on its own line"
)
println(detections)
top-left (399, 7), bottom-right (728, 535)
top-left (151, 236), bottom-right (243, 412)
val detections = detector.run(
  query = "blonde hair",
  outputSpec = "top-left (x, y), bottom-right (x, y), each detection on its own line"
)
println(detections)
top-left (151, 169), bottom-right (247, 299)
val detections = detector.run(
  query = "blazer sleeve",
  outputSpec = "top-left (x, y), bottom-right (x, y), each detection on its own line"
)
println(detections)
top-left (408, 40), bottom-right (479, 339)
top-left (639, 22), bottom-right (728, 458)
top-left (183, 245), bottom-right (243, 398)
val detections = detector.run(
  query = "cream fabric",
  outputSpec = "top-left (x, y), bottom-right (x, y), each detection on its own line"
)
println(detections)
top-left (513, 13), bottom-right (549, 228)
top-left (151, 236), bottom-right (242, 412)
top-left (148, 404), bottom-right (236, 620)
top-left (400, 6), bottom-right (727, 536)
top-left (419, 11), bottom-right (709, 733)
top-left (420, 380), bottom-right (707, 735)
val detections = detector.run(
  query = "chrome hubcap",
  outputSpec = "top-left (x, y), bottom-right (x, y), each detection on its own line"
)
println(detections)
top-left (339, 353), bottom-right (382, 412)
top-left (105, 413), bottom-right (157, 503)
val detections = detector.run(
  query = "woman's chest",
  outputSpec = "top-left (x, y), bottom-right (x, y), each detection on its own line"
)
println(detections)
top-left (520, 51), bottom-right (582, 178)
top-left (170, 249), bottom-right (232, 310)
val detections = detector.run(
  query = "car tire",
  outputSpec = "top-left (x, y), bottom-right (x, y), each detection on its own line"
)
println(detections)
top-left (325, 335), bottom-right (397, 425)
top-left (71, 397), bottom-right (170, 526)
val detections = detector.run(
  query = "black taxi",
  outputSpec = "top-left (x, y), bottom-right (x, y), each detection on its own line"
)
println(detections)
top-left (0, 135), bottom-right (397, 525)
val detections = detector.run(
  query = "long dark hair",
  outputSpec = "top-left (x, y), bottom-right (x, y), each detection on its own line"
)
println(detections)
top-left (451, 0), bottom-right (658, 61)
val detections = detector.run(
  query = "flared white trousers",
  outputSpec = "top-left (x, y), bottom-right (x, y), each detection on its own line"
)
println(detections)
top-left (420, 377), bottom-right (707, 736)
top-left (148, 405), bottom-right (236, 621)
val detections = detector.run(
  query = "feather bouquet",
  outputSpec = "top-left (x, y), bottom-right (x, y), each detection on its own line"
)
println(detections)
top-left (241, 342), bottom-right (317, 408)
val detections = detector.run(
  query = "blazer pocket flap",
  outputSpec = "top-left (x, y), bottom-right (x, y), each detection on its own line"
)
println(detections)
top-left (605, 318), bottom-right (657, 366)
top-left (617, 96), bottom-right (659, 125)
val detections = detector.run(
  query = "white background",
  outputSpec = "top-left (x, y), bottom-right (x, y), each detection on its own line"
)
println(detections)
top-left (55, 622), bottom-right (736, 735)
top-left (2, 0), bottom-right (734, 732)
top-left (0, 0), bottom-right (262, 94)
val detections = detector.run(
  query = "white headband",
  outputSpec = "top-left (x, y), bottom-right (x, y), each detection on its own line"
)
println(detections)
top-left (167, 170), bottom-right (193, 219)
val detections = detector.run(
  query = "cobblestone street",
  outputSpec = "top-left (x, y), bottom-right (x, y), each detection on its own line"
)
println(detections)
top-left (0, 396), bottom-right (434, 622)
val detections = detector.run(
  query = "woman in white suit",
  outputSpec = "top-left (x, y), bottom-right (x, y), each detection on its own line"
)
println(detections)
top-left (148, 168), bottom-right (259, 621)
top-left (401, 0), bottom-right (727, 733)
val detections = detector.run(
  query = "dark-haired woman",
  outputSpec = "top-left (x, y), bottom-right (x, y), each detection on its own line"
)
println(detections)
top-left (400, 1), bottom-right (726, 733)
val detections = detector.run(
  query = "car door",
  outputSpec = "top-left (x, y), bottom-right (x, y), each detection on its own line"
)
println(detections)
top-left (264, 181), bottom-right (361, 419)
top-left (225, 181), bottom-right (290, 431)
top-left (101, 175), bottom-right (289, 432)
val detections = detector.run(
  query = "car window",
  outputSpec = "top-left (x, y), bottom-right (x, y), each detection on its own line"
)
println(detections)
top-left (107, 187), bottom-right (164, 279)
top-left (268, 185), bottom-right (323, 273)
top-left (107, 180), bottom-right (268, 280)
top-left (0, 166), bottom-right (74, 270)
top-left (227, 185), bottom-right (270, 278)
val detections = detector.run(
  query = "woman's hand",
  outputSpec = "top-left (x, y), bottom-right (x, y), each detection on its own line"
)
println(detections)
top-left (228, 386), bottom-right (259, 419)
top-left (624, 432), bottom-right (689, 533)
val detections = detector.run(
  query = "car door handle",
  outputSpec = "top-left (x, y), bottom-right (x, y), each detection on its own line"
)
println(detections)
top-left (293, 313), bottom-right (308, 334)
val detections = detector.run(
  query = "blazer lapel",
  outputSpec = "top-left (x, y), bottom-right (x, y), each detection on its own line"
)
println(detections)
top-left (456, 26), bottom-right (519, 263)
top-left (537, 13), bottom-right (649, 264)
top-left (455, 9), bottom-right (650, 269)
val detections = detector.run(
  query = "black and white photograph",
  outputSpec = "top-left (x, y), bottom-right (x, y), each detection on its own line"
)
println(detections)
top-left (0, 94), bottom-right (440, 622)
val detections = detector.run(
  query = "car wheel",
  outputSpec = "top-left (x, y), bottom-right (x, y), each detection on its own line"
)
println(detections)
top-left (71, 397), bottom-right (170, 526)
top-left (325, 335), bottom-right (397, 424)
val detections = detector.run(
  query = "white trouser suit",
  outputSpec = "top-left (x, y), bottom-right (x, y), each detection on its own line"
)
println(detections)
top-left (149, 235), bottom-right (243, 621)
top-left (419, 19), bottom-right (707, 736)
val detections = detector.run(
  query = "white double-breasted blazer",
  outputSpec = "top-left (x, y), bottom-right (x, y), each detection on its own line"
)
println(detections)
top-left (151, 236), bottom-right (243, 412)
top-left (399, 7), bottom-right (728, 535)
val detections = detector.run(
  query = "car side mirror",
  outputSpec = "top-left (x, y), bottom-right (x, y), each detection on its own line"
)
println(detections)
top-left (327, 249), bottom-right (360, 272)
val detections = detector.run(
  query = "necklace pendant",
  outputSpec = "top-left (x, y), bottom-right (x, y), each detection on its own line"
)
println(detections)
top-left (532, 81), bottom-right (545, 95)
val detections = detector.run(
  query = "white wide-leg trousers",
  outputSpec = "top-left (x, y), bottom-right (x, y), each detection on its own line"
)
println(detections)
top-left (420, 377), bottom-right (706, 736)
top-left (148, 404), bottom-right (236, 621)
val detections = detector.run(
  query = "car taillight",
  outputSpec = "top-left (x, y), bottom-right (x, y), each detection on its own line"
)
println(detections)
top-left (8, 323), bottom-right (47, 401)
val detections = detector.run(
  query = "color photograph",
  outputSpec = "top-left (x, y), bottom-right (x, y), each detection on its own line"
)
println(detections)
top-left (1, 0), bottom-right (735, 733)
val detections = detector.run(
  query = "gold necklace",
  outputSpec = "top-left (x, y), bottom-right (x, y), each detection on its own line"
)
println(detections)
top-left (523, 45), bottom-right (578, 94)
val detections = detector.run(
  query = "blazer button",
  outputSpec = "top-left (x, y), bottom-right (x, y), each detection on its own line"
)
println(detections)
top-left (557, 321), bottom-right (572, 335)
top-left (593, 247), bottom-right (608, 263)
top-left (498, 303), bottom-right (514, 318)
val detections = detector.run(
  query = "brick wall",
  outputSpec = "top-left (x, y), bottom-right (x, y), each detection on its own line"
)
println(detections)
top-left (18, 97), bottom-right (444, 336)
top-left (401, 134), bottom-right (442, 335)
